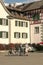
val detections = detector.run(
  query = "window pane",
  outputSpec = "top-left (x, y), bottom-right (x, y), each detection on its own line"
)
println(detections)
top-left (20, 22), bottom-right (23, 27)
top-left (23, 22), bottom-right (25, 27)
top-left (34, 27), bottom-right (39, 34)
top-left (2, 19), bottom-right (6, 25)
top-left (14, 32), bottom-right (20, 38)
top-left (2, 32), bottom-right (6, 38)
top-left (22, 33), bottom-right (28, 38)
top-left (2, 19), bottom-right (8, 25)
top-left (2, 32), bottom-right (8, 38)
top-left (15, 21), bottom-right (20, 26)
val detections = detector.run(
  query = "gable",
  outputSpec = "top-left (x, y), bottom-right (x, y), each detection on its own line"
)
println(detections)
top-left (0, 2), bottom-right (9, 19)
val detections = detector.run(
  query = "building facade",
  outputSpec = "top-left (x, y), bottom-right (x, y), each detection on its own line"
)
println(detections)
top-left (9, 18), bottom-right (30, 44)
top-left (0, 0), bottom-right (30, 46)
top-left (22, 1), bottom-right (43, 44)
top-left (0, 0), bottom-right (43, 48)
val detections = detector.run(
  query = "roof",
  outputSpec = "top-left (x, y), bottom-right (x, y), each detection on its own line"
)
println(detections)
top-left (12, 1), bottom-right (43, 11)
top-left (6, 5), bottom-right (29, 20)
top-left (0, 0), bottom-right (28, 20)
top-left (6, 5), bottom-right (22, 11)
top-left (16, 3), bottom-right (26, 10)
top-left (0, 0), bottom-right (43, 20)
top-left (22, 1), bottom-right (43, 11)
top-left (6, 6), bottom-right (28, 20)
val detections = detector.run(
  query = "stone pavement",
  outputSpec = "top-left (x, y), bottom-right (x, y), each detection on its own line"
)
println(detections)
top-left (0, 52), bottom-right (43, 65)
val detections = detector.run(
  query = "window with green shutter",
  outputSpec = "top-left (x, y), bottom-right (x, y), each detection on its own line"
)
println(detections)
top-left (14, 32), bottom-right (20, 38)
top-left (20, 22), bottom-right (23, 27)
top-left (22, 33), bottom-right (28, 38)
top-left (0, 19), bottom-right (2, 25)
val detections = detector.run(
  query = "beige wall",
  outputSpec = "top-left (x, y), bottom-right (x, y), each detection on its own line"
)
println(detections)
top-left (10, 19), bottom-right (30, 44)
top-left (30, 24), bottom-right (41, 44)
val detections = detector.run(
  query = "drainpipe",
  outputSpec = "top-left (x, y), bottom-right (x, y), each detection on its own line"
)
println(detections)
top-left (8, 19), bottom-right (11, 44)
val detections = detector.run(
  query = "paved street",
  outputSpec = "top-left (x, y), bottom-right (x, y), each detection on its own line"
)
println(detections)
top-left (0, 52), bottom-right (43, 65)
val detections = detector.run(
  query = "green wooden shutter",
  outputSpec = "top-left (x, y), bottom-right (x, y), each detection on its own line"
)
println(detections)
top-left (19, 33), bottom-right (20, 38)
top-left (26, 33), bottom-right (28, 38)
top-left (6, 32), bottom-right (8, 38)
top-left (6, 19), bottom-right (8, 25)
top-left (15, 21), bottom-right (17, 26)
top-left (0, 19), bottom-right (2, 25)
top-left (26, 22), bottom-right (28, 27)
top-left (14, 32), bottom-right (16, 38)
top-left (0, 32), bottom-right (2, 38)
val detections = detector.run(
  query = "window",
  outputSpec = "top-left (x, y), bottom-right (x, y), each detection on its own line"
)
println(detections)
top-left (34, 27), bottom-right (39, 34)
top-left (0, 31), bottom-right (8, 38)
top-left (15, 20), bottom-right (28, 27)
top-left (2, 32), bottom-right (8, 38)
top-left (15, 21), bottom-right (20, 26)
top-left (0, 18), bottom-right (8, 25)
top-left (2, 19), bottom-right (8, 25)
top-left (14, 32), bottom-right (20, 38)
top-left (20, 22), bottom-right (26, 27)
top-left (20, 22), bottom-right (23, 27)
top-left (41, 39), bottom-right (43, 42)
top-left (22, 33), bottom-right (28, 38)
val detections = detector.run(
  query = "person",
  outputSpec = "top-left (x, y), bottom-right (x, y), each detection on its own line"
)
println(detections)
top-left (19, 44), bottom-right (23, 56)
top-left (23, 46), bottom-right (25, 55)
top-left (8, 48), bottom-right (15, 55)
top-left (25, 43), bottom-right (29, 56)
top-left (8, 48), bottom-right (12, 55)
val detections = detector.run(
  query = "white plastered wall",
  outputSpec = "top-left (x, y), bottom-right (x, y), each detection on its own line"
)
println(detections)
top-left (10, 19), bottom-right (30, 44)
top-left (0, 2), bottom-right (9, 44)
